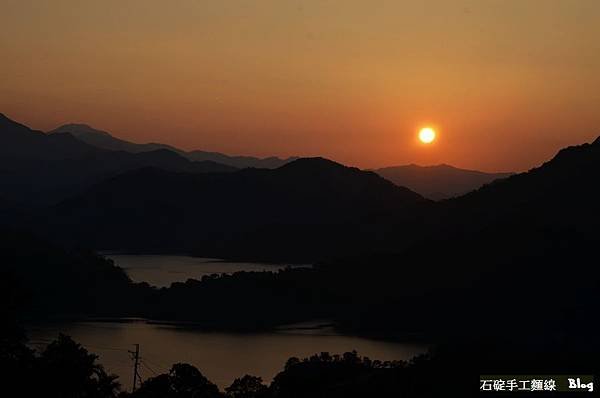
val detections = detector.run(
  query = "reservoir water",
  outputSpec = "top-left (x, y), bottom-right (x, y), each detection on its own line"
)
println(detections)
top-left (28, 255), bottom-right (426, 392)
top-left (28, 320), bottom-right (427, 391)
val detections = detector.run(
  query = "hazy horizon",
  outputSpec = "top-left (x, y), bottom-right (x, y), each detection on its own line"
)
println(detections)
top-left (3, 0), bottom-right (600, 172)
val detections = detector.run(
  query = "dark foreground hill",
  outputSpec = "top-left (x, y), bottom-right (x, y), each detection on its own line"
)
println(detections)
top-left (0, 114), bottom-right (236, 205)
top-left (3, 136), bottom-right (600, 397)
top-left (320, 136), bottom-right (600, 342)
top-left (374, 164), bottom-right (512, 200)
top-left (2, 135), bottom-right (600, 379)
top-left (44, 157), bottom-right (427, 261)
top-left (50, 123), bottom-right (299, 169)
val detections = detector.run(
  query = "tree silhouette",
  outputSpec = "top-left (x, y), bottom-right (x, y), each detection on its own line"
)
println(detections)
top-left (132, 363), bottom-right (221, 398)
top-left (225, 375), bottom-right (268, 398)
top-left (39, 334), bottom-right (120, 398)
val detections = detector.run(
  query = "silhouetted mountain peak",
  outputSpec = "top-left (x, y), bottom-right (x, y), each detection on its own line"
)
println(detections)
top-left (47, 131), bottom-right (88, 144)
top-left (142, 148), bottom-right (179, 157)
top-left (48, 122), bottom-right (298, 169)
top-left (136, 148), bottom-right (189, 162)
top-left (0, 115), bottom-right (240, 205)
top-left (400, 164), bottom-right (462, 172)
top-left (275, 157), bottom-right (372, 182)
top-left (435, 163), bottom-right (459, 170)
top-left (593, 136), bottom-right (600, 145)
top-left (280, 157), bottom-right (346, 171)
top-left (375, 163), bottom-right (513, 200)
top-left (0, 113), bottom-right (37, 133)
top-left (48, 151), bottom-right (426, 260)
top-left (50, 123), bottom-right (112, 138)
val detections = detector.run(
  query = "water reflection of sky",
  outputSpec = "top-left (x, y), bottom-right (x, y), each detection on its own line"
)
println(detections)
top-left (28, 320), bottom-right (427, 392)
top-left (106, 254), bottom-right (308, 288)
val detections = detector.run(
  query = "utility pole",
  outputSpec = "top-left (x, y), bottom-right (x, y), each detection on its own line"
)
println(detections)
top-left (129, 344), bottom-right (141, 393)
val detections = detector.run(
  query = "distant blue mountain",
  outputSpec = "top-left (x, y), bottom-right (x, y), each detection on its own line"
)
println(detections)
top-left (375, 164), bottom-right (513, 200)
top-left (0, 113), bottom-right (236, 205)
top-left (49, 123), bottom-right (299, 169)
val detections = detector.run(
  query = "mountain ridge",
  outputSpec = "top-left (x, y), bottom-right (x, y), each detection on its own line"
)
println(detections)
top-left (50, 122), bottom-right (299, 169)
top-left (374, 163), bottom-right (513, 200)
top-left (43, 156), bottom-right (428, 261)
top-left (0, 114), bottom-right (237, 205)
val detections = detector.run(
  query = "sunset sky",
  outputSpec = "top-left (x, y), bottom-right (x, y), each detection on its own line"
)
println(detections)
top-left (2, 0), bottom-right (599, 171)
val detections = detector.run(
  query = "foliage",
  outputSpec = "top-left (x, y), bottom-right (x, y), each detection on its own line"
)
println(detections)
top-left (225, 375), bottom-right (268, 398)
top-left (131, 363), bottom-right (221, 398)
top-left (0, 331), bottom-right (119, 397)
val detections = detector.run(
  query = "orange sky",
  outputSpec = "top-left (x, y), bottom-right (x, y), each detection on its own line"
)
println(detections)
top-left (2, 0), bottom-right (599, 171)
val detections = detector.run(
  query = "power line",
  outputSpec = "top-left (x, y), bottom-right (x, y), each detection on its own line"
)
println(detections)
top-left (30, 338), bottom-right (147, 392)
top-left (142, 355), bottom-right (170, 373)
top-left (82, 344), bottom-right (130, 352)
top-left (28, 339), bottom-right (130, 352)
top-left (30, 339), bottom-right (170, 391)
top-left (141, 361), bottom-right (158, 376)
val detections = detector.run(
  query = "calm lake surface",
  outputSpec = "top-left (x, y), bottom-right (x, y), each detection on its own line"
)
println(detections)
top-left (30, 255), bottom-right (426, 391)
top-left (28, 321), bottom-right (427, 391)
top-left (107, 254), bottom-right (304, 287)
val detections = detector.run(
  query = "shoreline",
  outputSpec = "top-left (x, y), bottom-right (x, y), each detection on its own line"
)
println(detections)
top-left (24, 316), bottom-right (432, 345)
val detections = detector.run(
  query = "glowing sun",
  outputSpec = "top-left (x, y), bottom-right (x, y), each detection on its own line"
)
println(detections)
top-left (418, 127), bottom-right (436, 144)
